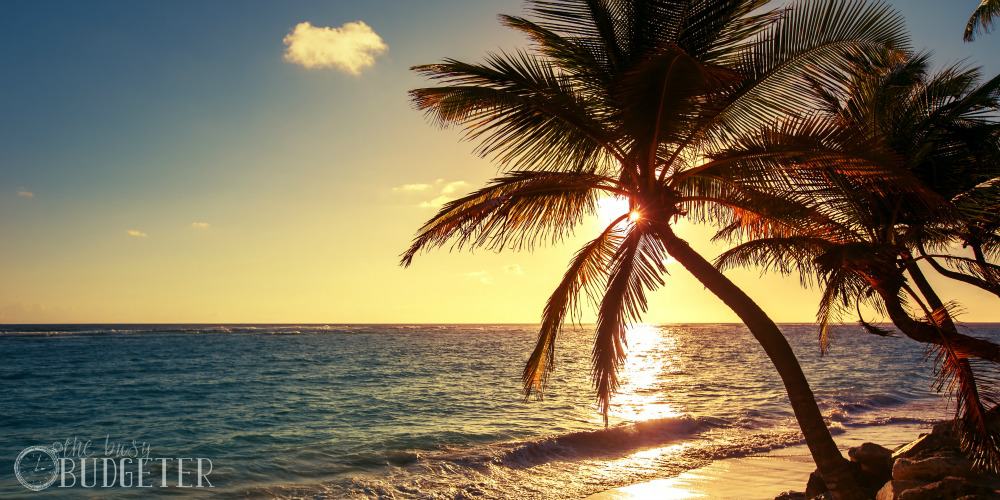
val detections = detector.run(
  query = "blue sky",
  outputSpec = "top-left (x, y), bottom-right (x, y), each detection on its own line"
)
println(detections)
top-left (1, 0), bottom-right (998, 323)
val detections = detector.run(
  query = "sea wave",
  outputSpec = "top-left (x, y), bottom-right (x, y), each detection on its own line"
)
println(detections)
top-left (495, 416), bottom-right (712, 467)
top-left (244, 402), bottom-right (946, 500)
top-left (247, 416), bottom-right (809, 500)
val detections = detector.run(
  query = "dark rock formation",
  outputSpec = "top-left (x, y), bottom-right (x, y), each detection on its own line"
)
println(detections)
top-left (778, 421), bottom-right (1000, 500)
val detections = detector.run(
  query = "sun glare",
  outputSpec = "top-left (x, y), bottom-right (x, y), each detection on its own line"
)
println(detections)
top-left (609, 325), bottom-right (681, 422)
top-left (597, 196), bottom-right (631, 225)
top-left (596, 196), bottom-right (642, 227)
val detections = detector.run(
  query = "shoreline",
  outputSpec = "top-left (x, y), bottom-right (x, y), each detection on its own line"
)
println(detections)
top-left (587, 421), bottom-right (935, 500)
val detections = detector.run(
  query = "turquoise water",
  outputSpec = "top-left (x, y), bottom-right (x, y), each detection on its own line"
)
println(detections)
top-left (0, 323), bottom-right (987, 498)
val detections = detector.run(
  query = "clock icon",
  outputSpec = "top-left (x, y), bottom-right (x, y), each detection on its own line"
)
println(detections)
top-left (14, 446), bottom-right (59, 491)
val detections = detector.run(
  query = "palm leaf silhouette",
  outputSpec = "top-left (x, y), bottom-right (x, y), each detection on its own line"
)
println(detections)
top-left (965, 0), bottom-right (1000, 41)
top-left (523, 217), bottom-right (625, 398)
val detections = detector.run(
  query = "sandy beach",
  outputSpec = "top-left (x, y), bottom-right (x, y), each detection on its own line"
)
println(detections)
top-left (588, 422), bottom-right (934, 500)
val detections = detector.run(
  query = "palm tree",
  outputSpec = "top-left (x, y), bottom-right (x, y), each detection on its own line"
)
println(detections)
top-left (401, 1), bottom-right (909, 497)
top-left (717, 52), bottom-right (1000, 356)
top-left (966, 0), bottom-right (1000, 41)
top-left (921, 179), bottom-right (1000, 298)
top-left (713, 52), bottom-right (1000, 470)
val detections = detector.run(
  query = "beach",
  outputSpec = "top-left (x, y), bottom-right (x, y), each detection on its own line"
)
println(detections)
top-left (589, 421), bottom-right (935, 500)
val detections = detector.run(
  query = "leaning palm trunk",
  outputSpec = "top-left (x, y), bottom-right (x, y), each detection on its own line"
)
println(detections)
top-left (901, 257), bottom-right (958, 330)
top-left (657, 226), bottom-right (864, 498)
top-left (875, 273), bottom-right (1000, 363)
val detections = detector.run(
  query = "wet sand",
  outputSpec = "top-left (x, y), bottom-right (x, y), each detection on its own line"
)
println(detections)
top-left (587, 421), bottom-right (933, 500)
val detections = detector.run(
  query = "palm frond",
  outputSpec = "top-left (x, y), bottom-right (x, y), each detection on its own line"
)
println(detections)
top-left (921, 252), bottom-right (1000, 299)
top-left (410, 51), bottom-right (620, 172)
top-left (925, 254), bottom-right (1000, 289)
top-left (614, 44), bottom-right (740, 179)
top-left (816, 263), bottom-right (878, 352)
top-left (593, 225), bottom-right (667, 425)
top-left (854, 289), bottom-right (894, 337)
top-left (677, 1), bottom-right (776, 64)
top-left (523, 217), bottom-right (626, 398)
top-left (715, 236), bottom-right (832, 287)
top-left (965, 0), bottom-right (1000, 41)
top-left (816, 271), bottom-right (843, 354)
top-left (702, 0), bottom-right (909, 145)
top-left (521, 0), bottom-right (767, 73)
top-left (893, 288), bottom-right (1000, 472)
top-left (680, 116), bottom-right (931, 237)
top-left (953, 179), bottom-right (1000, 258)
top-left (401, 171), bottom-right (619, 266)
top-left (500, 14), bottom-right (613, 93)
top-left (942, 354), bottom-right (1000, 473)
top-left (858, 319), bottom-right (893, 337)
top-left (524, 0), bottom-right (629, 69)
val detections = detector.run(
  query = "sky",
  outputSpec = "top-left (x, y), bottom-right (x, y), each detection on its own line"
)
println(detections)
top-left (1, 0), bottom-right (998, 324)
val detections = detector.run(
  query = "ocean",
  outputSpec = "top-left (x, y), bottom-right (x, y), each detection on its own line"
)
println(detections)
top-left (0, 323), bottom-right (985, 498)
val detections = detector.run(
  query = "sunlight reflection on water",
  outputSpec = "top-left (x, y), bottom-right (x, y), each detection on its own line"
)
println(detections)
top-left (610, 325), bottom-right (682, 422)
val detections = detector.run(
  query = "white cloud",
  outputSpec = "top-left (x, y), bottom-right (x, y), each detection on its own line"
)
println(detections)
top-left (419, 195), bottom-right (453, 208)
top-left (392, 183), bottom-right (432, 192)
top-left (395, 179), bottom-right (467, 208)
top-left (191, 222), bottom-right (210, 229)
top-left (439, 181), bottom-right (467, 195)
top-left (283, 21), bottom-right (387, 75)
top-left (126, 229), bottom-right (148, 238)
top-left (464, 271), bottom-right (494, 285)
top-left (16, 189), bottom-right (33, 198)
top-left (503, 264), bottom-right (524, 275)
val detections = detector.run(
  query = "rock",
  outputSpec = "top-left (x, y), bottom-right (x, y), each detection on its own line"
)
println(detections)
top-left (891, 434), bottom-right (927, 458)
top-left (892, 454), bottom-right (975, 481)
top-left (805, 469), bottom-right (827, 498)
top-left (892, 428), bottom-right (961, 462)
top-left (892, 434), bottom-right (926, 452)
top-left (774, 491), bottom-right (806, 500)
top-left (875, 480), bottom-right (928, 500)
top-left (850, 442), bottom-right (893, 487)
top-left (850, 442), bottom-right (893, 468)
top-left (930, 420), bottom-right (961, 439)
top-left (898, 476), bottom-right (993, 500)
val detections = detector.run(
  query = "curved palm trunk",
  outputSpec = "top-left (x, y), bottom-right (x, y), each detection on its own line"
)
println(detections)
top-left (876, 280), bottom-right (1000, 362)
top-left (902, 256), bottom-right (959, 332)
top-left (657, 227), bottom-right (865, 500)
top-left (972, 242), bottom-right (989, 267)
